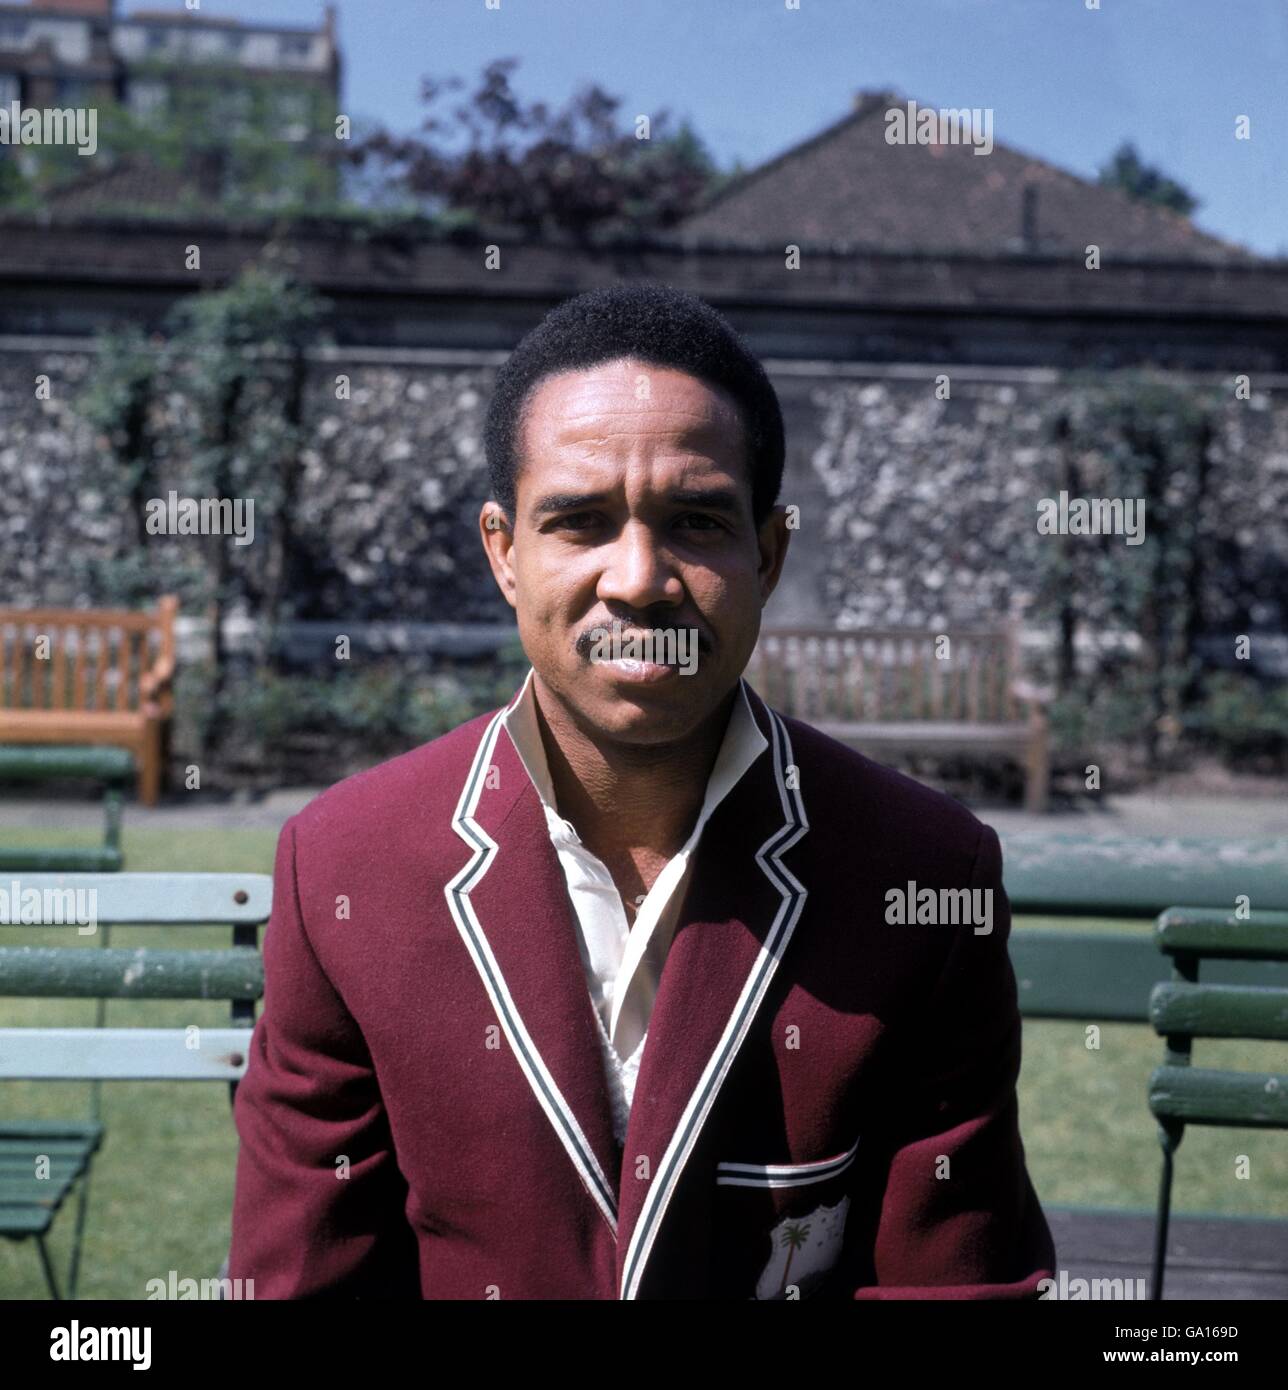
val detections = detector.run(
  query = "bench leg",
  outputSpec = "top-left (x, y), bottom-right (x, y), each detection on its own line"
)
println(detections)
top-left (36, 1235), bottom-right (63, 1300)
top-left (104, 785), bottom-right (123, 856)
top-left (1024, 713), bottom-right (1050, 814)
top-left (67, 1164), bottom-right (95, 1300)
top-left (138, 725), bottom-right (162, 807)
top-left (1150, 1120), bottom-right (1184, 1301)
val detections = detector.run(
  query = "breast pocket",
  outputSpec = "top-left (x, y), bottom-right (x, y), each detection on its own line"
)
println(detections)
top-left (714, 1134), bottom-right (860, 1300)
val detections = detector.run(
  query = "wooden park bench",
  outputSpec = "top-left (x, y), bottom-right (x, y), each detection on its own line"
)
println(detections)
top-left (1, 840), bottom-right (1284, 1299)
top-left (746, 625), bottom-right (1051, 812)
top-left (0, 597), bottom-right (178, 807)
top-left (0, 871), bottom-right (268, 1299)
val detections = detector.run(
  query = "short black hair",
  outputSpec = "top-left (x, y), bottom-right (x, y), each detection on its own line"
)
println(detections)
top-left (484, 282), bottom-right (785, 526)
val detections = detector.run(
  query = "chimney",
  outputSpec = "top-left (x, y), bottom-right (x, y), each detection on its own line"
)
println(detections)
top-left (1021, 184), bottom-right (1039, 251)
top-left (853, 88), bottom-right (897, 115)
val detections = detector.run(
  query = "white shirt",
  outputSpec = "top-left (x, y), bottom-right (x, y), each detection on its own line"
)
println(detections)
top-left (501, 667), bottom-right (768, 1143)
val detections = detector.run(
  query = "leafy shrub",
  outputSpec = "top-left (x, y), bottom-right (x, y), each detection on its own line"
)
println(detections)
top-left (172, 653), bottom-right (530, 788)
top-left (1184, 673), bottom-right (1288, 770)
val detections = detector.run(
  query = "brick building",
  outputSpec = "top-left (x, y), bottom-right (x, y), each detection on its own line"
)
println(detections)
top-left (0, 0), bottom-right (340, 198)
top-left (0, 0), bottom-right (338, 110)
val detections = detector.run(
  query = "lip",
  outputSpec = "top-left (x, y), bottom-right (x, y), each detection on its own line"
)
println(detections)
top-left (597, 657), bottom-right (682, 685)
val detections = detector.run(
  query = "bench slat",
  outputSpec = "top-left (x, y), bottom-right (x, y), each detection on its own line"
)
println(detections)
top-left (0, 848), bottom-right (123, 873)
top-left (818, 721), bottom-right (1030, 746)
top-left (0, 1205), bottom-right (60, 1234)
top-left (1149, 1064), bottom-right (1288, 1128)
top-left (1002, 835), bottom-right (1288, 919)
top-left (0, 1028), bottom-right (254, 1079)
top-left (0, 1179), bottom-right (84, 1202)
top-left (1157, 908), bottom-right (1288, 960)
top-left (0, 1139), bottom-right (99, 1157)
top-left (0, 746), bottom-right (136, 781)
top-left (0, 872), bottom-right (272, 925)
top-left (0, 946), bottom-right (263, 1000)
top-left (0, 1158), bottom-right (90, 1174)
top-left (1011, 932), bottom-right (1161, 1020)
top-left (1009, 930), bottom-right (1288, 1021)
top-left (0, 711), bottom-right (149, 734)
top-left (0, 1120), bottom-right (104, 1141)
top-left (1150, 981), bottom-right (1288, 1040)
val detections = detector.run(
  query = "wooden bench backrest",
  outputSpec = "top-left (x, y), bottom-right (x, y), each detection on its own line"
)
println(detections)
top-left (746, 625), bottom-right (1019, 723)
top-left (0, 597), bottom-right (178, 716)
top-left (0, 871), bottom-right (269, 1082)
top-left (1147, 908), bottom-right (1288, 1129)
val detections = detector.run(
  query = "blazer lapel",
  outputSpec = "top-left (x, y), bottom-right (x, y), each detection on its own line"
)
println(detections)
top-left (616, 684), bottom-right (810, 1299)
top-left (444, 698), bottom-right (623, 1239)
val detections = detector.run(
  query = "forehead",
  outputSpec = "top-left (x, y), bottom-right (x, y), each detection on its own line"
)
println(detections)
top-left (518, 357), bottom-right (745, 458)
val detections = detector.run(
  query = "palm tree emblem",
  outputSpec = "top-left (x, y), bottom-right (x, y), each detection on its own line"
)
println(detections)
top-left (777, 1221), bottom-right (811, 1294)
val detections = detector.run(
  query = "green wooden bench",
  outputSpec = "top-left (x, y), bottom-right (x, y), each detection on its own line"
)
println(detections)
top-left (1001, 832), bottom-right (1288, 1299)
top-left (1147, 907), bottom-right (1288, 1298)
top-left (1002, 832), bottom-right (1288, 1019)
top-left (0, 871), bottom-right (269, 1299)
top-left (0, 746), bottom-right (135, 873)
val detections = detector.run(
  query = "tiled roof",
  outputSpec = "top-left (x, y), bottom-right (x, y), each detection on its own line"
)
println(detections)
top-left (43, 154), bottom-right (205, 213)
top-left (677, 90), bottom-right (1250, 261)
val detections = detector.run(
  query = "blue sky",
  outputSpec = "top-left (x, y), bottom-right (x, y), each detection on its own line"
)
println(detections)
top-left (178, 0), bottom-right (1287, 256)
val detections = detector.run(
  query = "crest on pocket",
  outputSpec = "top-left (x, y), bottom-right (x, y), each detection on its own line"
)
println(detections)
top-left (754, 1195), bottom-right (850, 1299)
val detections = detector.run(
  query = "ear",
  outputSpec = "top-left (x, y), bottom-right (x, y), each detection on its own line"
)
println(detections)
top-left (755, 506), bottom-right (792, 604)
top-left (479, 501), bottom-right (518, 610)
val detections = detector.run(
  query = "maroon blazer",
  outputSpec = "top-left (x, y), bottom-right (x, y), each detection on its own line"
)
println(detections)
top-left (228, 677), bottom-right (1056, 1299)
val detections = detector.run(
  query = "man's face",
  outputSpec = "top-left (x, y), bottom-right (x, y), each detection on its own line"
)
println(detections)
top-left (479, 356), bottom-right (790, 746)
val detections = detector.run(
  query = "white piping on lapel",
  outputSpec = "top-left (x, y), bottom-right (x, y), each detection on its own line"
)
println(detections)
top-left (619, 703), bottom-right (809, 1299)
top-left (444, 700), bottom-right (619, 1237)
top-left (716, 1133), bottom-right (860, 1188)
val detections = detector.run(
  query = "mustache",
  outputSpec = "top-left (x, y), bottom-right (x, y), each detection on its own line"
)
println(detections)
top-left (575, 621), bottom-right (713, 661)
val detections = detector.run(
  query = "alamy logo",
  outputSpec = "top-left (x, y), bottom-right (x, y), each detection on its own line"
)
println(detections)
top-left (144, 491), bottom-right (255, 546)
top-left (0, 879), bottom-right (97, 935)
top-left (0, 102), bottom-right (96, 155)
top-left (1038, 1269), bottom-right (1148, 1300)
top-left (586, 619), bottom-right (699, 675)
top-left (884, 99), bottom-right (993, 156)
top-left (50, 1322), bottom-right (151, 1370)
top-left (1036, 491), bottom-right (1146, 546)
top-left (884, 880), bottom-right (993, 934)
top-left (145, 1269), bottom-right (254, 1299)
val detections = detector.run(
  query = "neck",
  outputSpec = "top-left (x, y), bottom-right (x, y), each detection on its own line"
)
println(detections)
top-left (531, 675), bottom-right (738, 863)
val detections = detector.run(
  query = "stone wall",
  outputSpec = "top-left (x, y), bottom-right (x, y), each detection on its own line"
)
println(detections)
top-left (3, 339), bottom-right (1286, 639)
top-left (800, 371), bottom-right (1288, 632)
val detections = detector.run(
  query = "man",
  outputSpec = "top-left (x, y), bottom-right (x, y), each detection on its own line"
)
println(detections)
top-left (228, 282), bottom-right (1056, 1300)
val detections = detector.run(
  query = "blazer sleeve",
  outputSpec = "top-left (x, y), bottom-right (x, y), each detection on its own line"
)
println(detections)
top-left (850, 823), bottom-right (1056, 1300)
top-left (228, 814), bottom-right (420, 1298)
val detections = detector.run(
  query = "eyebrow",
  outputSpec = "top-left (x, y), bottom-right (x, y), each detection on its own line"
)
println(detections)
top-left (669, 487), bottom-right (741, 513)
top-left (530, 487), bottom-right (742, 519)
top-left (530, 491), bottom-right (607, 518)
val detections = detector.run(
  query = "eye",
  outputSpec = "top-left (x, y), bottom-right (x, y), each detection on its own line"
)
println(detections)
top-left (553, 512), bottom-right (600, 531)
top-left (678, 513), bottom-right (725, 531)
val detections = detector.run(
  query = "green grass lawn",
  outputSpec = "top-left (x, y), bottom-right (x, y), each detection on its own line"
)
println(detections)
top-left (1, 825), bottom-right (1285, 1298)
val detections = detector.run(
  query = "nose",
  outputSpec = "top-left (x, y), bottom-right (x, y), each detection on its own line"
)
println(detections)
top-left (596, 519), bottom-right (684, 612)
